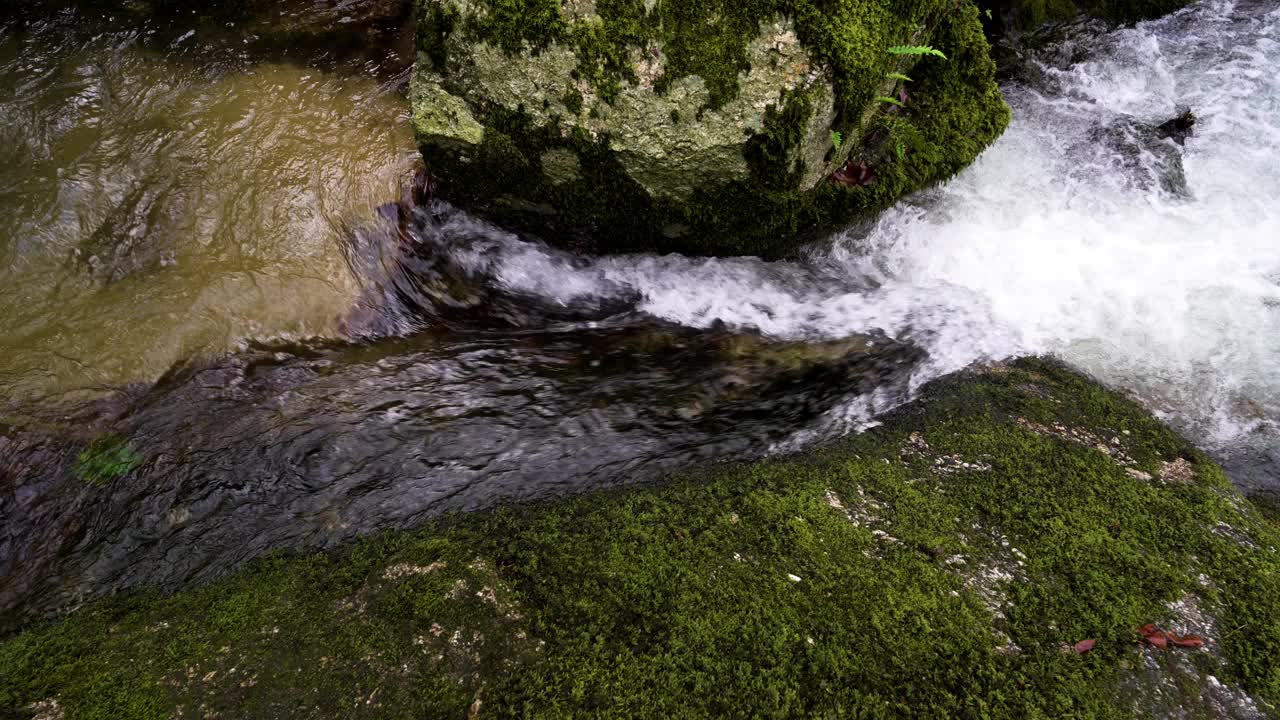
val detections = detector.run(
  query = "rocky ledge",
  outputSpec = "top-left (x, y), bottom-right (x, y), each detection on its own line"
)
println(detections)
top-left (3, 358), bottom-right (1277, 718)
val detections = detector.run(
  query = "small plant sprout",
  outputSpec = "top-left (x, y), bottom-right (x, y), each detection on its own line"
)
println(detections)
top-left (831, 130), bottom-right (843, 149)
top-left (74, 435), bottom-right (142, 486)
top-left (888, 45), bottom-right (947, 60)
top-left (886, 72), bottom-right (913, 82)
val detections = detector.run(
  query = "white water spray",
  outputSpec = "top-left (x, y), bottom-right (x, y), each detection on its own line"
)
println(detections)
top-left (835, 0), bottom-right (1280, 457)
top-left (691, 2), bottom-right (1277, 460)
top-left (442, 2), bottom-right (1280, 474)
top-left (483, 0), bottom-right (1280, 476)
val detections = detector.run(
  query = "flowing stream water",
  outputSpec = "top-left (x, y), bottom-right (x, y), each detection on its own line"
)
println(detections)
top-left (1, 0), bottom-right (1277, 628)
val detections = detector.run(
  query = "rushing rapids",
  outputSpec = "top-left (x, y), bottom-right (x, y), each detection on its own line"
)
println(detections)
top-left (1, 0), bottom-right (1278, 628)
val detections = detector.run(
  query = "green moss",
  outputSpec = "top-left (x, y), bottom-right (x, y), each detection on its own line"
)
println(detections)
top-left (417, 1), bottom-right (460, 71)
top-left (572, 0), bottom-right (650, 104)
top-left (5, 359), bottom-right (1279, 717)
top-left (453, 0), bottom-right (779, 110)
top-left (468, 0), bottom-right (567, 54)
top-left (674, 1), bottom-right (1010, 256)
top-left (73, 435), bottom-right (142, 486)
top-left (648, 0), bottom-right (775, 110)
top-left (561, 88), bottom-right (584, 115)
top-left (742, 87), bottom-right (816, 192)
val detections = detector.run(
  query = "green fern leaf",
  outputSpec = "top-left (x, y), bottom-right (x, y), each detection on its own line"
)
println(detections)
top-left (876, 96), bottom-right (905, 108)
top-left (887, 45), bottom-right (947, 60)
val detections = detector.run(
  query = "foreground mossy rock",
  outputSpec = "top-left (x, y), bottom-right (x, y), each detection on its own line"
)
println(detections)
top-left (411, 0), bottom-right (1009, 257)
top-left (4, 359), bottom-right (1279, 718)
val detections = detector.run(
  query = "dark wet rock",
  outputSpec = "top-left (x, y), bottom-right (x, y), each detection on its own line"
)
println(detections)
top-left (990, 17), bottom-right (1112, 85)
top-left (1071, 114), bottom-right (1193, 197)
top-left (1155, 108), bottom-right (1196, 145)
top-left (977, 0), bottom-right (1194, 37)
top-left (0, 255), bottom-right (922, 630)
top-left (77, 182), bottom-right (187, 283)
top-left (1222, 444), bottom-right (1280, 515)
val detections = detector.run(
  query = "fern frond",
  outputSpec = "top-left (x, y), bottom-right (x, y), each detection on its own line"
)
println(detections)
top-left (887, 45), bottom-right (947, 60)
top-left (886, 72), bottom-right (913, 82)
top-left (876, 96), bottom-right (905, 107)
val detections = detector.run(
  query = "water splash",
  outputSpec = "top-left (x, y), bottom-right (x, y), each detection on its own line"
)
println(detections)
top-left (452, 0), bottom-right (1280, 474)
top-left (838, 1), bottom-right (1280, 463)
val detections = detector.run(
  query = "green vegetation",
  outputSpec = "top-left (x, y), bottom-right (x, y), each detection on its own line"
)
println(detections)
top-left (73, 435), bottom-right (142, 486)
top-left (5, 359), bottom-right (1278, 718)
top-left (888, 44), bottom-right (948, 59)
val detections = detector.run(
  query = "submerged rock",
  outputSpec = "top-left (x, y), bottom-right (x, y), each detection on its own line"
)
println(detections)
top-left (1074, 113), bottom-right (1194, 197)
top-left (411, 0), bottom-right (1009, 257)
top-left (1156, 108), bottom-right (1196, 145)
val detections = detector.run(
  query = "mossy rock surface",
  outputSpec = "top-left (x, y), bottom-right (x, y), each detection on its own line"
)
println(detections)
top-left (4, 358), bottom-right (1279, 718)
top-left (411, 0), bottom-right (1010, 257)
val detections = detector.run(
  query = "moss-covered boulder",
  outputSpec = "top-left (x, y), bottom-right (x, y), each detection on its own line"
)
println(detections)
top-left (411, 0), bottom-right (1010, 257)
top-left (4, 359), bottom-right (1279, 718)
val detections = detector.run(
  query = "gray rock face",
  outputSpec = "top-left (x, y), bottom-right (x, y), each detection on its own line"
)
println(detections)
top-left (412, 11), bottom-right (839, 204)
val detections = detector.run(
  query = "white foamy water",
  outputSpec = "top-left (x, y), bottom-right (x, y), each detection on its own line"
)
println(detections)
top-left (832, 0), bottom-right (1280, 456)
top-left (477, 0), bottom-right (1280, 476)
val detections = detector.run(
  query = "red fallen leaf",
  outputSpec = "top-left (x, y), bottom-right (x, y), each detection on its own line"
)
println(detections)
top-left (832, 161), bottom-right (877, 188)
top-left (1072, 639), bottom-right (1097, 654)
top-left (1169, 634), bottom-right (1205, 649)
top-left (1139, 624), bottom-right (1168, 648)
top-left (1138, 624), bottom-right (1207, 650)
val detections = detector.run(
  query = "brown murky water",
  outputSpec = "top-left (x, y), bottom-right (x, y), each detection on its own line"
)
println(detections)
top-left (0, 5), bottom-right (419, 404)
